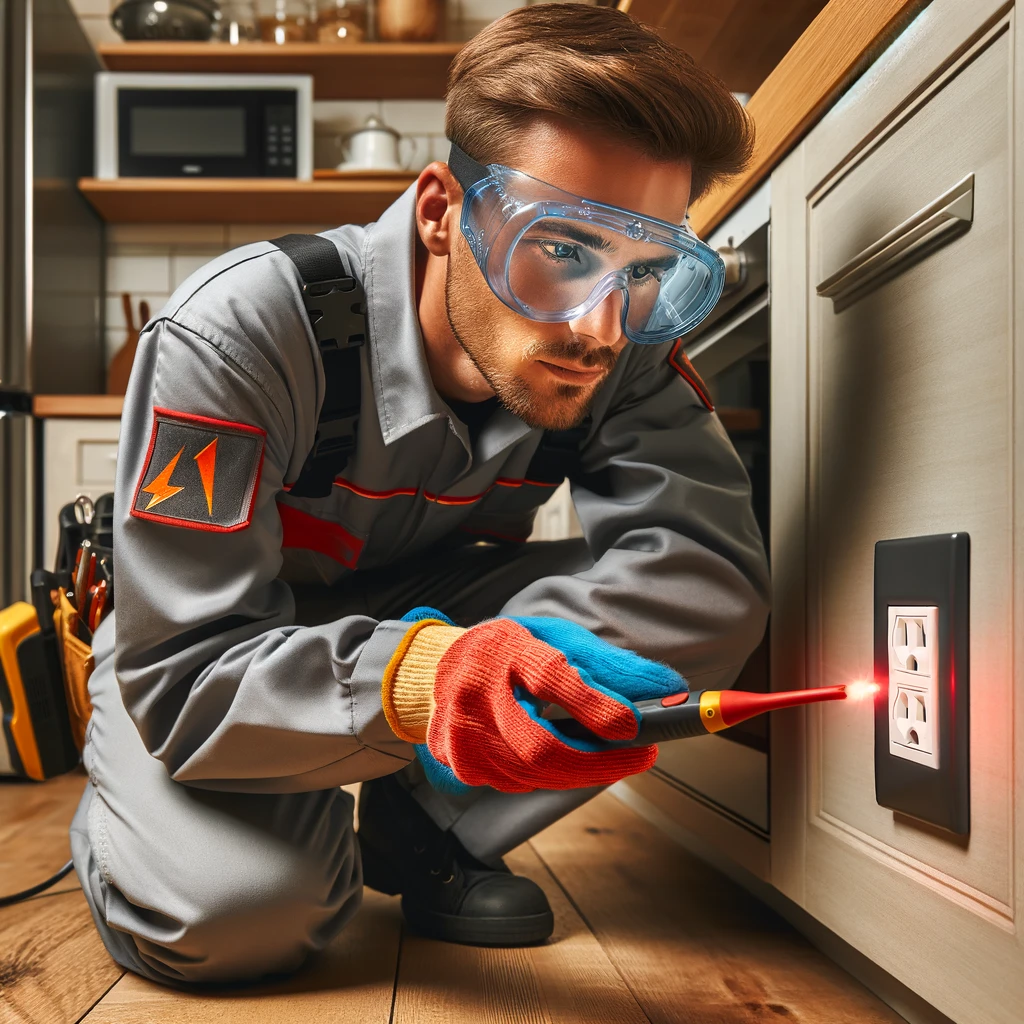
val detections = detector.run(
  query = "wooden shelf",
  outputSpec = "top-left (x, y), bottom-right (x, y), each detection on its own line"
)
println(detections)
top-left (77, 176), bottom-right (416, 223)
top-left (34, 394), bottom-right (124, 418)
top-left (718, 407), bottom-right (763, 434)
top-left (97, 42), bottom-right (462, 100)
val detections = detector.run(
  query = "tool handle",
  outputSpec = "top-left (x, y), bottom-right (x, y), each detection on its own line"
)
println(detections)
top-left (544, 691), bottom-right (709, 748)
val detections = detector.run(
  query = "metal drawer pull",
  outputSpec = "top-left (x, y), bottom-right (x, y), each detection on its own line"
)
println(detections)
top-left (817, 173), bottom-right (974, 310)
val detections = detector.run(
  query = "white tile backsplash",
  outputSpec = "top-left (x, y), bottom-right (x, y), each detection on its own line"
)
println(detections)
top-left (106, 253), bottom-right (171, 295)
top-left (106, 224), bottom-right (229, 247)
top-left (379, 100), bottom-right (447, 136)
top-left (105, 293), bottom-right (171, 334)
top-left (170, 253), bottom-right (218, 290)
top-left (77, 14), bottom-right (121, 47)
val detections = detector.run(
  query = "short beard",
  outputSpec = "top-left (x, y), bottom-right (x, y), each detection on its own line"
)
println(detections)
top-left (444, 255), bottom-right (615, 431)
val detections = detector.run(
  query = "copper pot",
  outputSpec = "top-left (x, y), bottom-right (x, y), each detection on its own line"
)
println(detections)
top-left (376, 0), bottom-right (443, 41)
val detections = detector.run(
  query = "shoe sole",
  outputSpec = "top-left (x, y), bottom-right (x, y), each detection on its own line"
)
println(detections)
top-left (401, 896), bottom-right (555, 948)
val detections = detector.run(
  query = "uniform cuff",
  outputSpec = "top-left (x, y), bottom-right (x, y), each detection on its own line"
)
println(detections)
top-left (381, 621), bottom-right (465, 743)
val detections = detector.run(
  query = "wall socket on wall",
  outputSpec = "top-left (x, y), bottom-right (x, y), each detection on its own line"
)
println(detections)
top-left (888, 605), bottom-right (939, 769)
top-left (874, 535), bottom-right (970, 835)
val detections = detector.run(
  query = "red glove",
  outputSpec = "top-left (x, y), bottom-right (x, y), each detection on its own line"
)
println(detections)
top-left (381, 616), bottom-right (657, 793)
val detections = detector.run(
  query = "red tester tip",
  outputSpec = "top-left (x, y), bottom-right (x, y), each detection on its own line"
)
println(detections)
top-left (716, 684), bottom-right (849, 728)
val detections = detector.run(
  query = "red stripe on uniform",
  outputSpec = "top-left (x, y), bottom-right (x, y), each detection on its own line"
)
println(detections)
top-left (333, 478), bottom-right (418, 500)
top-left (278, 501), bottom-right (363, 568)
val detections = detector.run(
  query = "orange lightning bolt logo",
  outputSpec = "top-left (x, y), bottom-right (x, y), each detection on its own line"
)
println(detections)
top-left (142, 446), bottom-right (186, 510)
top-left (194, 438), bottom-right (217, 516)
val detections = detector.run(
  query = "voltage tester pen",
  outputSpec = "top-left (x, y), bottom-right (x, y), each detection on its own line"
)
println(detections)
top-left (542, 681), bottom-right (880, 747)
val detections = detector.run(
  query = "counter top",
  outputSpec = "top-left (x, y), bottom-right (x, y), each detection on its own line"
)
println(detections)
top-left (34, 395), bottom-right (124, 418)
top-left (686, 0), bottom-right (930, 237)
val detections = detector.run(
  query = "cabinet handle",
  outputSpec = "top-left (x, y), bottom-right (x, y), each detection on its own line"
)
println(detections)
top-left (816, 173), bottom-right (974, 310)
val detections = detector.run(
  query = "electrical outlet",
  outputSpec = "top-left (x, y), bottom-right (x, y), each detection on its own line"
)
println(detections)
top-left (874, 534), bottom-right (970, 835)
top-left (887, 605), bottom-right (939, 767)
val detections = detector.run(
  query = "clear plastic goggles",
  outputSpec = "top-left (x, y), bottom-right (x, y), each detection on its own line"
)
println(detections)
top-left (449, 145), bottom-right (725, 345)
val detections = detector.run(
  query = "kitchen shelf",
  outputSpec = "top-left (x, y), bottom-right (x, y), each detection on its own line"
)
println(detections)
top-left (34, 395), bottom-right (124, 418)
top-left (717, 408), bottom-right (763, 433)
top-left (97, 42), bottom-right (461, 100)
top-left (77, 176), bottom-right (416, 224)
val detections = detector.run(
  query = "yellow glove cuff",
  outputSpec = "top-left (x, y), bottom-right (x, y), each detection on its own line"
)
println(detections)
top-left (381, 620), bottom-right (466, 743)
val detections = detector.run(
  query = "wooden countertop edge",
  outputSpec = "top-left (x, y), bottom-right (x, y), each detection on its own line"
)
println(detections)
top-left (688, 0), bottom-right (931, 237)
top-left (34, 395), bottom-right (124, 418)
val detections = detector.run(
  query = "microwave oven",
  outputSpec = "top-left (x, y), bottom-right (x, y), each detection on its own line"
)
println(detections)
top-left (95, 73), bottom-right (313, 180)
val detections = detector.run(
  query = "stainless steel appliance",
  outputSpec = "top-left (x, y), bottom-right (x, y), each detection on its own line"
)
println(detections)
top-left (95, 73), bottom-right (314, 180)
top-left (1, 0), bottom-right (103, 606)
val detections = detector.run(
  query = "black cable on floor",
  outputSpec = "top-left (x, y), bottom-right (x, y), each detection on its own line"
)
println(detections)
top-left (0, 859), bottom-right (75, 907)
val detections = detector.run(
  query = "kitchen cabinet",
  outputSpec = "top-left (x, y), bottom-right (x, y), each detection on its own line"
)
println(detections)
top-left (768, 0), bottom-right (1023, 1021)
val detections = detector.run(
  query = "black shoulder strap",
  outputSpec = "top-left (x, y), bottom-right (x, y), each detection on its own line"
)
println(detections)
top-left (271, 233), bottom-right (366, 499)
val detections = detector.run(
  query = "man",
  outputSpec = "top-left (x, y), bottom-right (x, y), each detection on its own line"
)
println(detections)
top-left (71, 3), bottom-right (770, 985)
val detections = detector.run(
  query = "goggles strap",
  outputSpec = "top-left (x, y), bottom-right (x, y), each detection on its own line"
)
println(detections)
top-left (448, 143), bottom-right (490, 192)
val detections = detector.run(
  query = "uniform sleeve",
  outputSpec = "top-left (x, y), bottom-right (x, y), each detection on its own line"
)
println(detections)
top-left (112, 250), bottom-right (413, 793)
top-left (499, 346), bottom-right (771, 690)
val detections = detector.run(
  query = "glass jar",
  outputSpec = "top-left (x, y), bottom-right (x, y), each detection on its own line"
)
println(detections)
top-left (257, 0), bottom-right (316, 43)
top-left (376, 0), bottom-right (443, 42)
top-left (216, 0), bottom-right (258, 42)
top-left (316, 0), bottom-right (367, 43)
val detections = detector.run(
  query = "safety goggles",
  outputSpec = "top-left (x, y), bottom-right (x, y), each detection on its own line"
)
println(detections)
top-left (448, 144), bottom-right (725, 345)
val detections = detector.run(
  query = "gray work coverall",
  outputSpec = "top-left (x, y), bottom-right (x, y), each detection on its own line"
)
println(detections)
top-left (70, 186), bottom-right (770, 984)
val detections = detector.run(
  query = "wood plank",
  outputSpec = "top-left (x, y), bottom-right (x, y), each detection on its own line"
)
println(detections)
top-left (623, 0), bottom-right (829, 94)
top-left (33, 395), bottom-right (124, 419)
top-left (97, 42), bottom-right (462, 101)
top-left (0, 772), bottom-right (123, 1024)
top-left (0, 771), bottom-right (86, 894)
top-left (80, 889), bottom-right (402, 1023)
top-left (77, 177), bottom-right (416, 225)
top-left (530, 791), bottom-right (905, 1024)
top-left (0, 891), bottom-right (122, 1024)
top-left (688, 0), bottom-right (930, 237)
top-left (391, 843), bottom-right (648, 1024)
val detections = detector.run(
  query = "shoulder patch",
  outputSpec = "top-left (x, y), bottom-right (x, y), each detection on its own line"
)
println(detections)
top-left (131, 407), bottom-right (266, 532)
top-left (667, 340), bottom-right (714, 411)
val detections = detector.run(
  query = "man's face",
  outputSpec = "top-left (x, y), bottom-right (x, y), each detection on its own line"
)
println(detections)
top-left (443, 122), bottom-right (693, 430)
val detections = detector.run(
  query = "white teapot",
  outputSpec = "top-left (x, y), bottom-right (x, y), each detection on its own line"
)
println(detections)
top-left (337, 115), bottom-right (417, 172)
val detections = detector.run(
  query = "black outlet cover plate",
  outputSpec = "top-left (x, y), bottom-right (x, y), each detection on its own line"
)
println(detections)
top-left (874, 533), bottom-right (970, 835)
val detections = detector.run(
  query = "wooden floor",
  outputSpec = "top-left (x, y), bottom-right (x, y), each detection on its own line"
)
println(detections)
top-left (1, 770), bottom-right (906, 1024)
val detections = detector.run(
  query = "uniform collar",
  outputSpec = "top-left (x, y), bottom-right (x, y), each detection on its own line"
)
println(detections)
top-left (362, 184), bottom-right (534, 461)
top-left (362, 184), bottom-right (448, 446)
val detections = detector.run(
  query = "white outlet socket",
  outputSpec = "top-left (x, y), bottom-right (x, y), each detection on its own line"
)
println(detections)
top-left (888, 605), bottom-right (940, 769)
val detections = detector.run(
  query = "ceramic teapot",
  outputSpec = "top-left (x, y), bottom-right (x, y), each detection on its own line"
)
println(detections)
top-left (337, 115), bottom-right (417, 171)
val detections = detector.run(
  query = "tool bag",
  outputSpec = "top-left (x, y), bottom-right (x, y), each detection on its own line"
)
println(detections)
top-left (0, 494), bottom-right (113, 780)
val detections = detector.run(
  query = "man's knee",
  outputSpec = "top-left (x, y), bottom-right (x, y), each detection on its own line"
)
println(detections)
top-left (76, 781), bottom-right (363, 985)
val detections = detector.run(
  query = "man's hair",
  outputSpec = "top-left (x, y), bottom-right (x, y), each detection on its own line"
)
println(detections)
top-left (445, 3), bottom-right (754, 202)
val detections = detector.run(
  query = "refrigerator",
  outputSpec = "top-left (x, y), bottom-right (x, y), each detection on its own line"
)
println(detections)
top-left (1, 0), bottom-right (103, 606)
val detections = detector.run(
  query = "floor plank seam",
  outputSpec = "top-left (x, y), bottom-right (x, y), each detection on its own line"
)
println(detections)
top-left (526, 840), bottom-right (655, 1024)
top-left (74, 968), bottom-right (126, 1023)
top-left (387, 922), bottom-right (404, 1024)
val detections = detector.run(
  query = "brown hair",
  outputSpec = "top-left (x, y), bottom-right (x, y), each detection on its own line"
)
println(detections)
top-left (445, 4), bottom-right (753, 202)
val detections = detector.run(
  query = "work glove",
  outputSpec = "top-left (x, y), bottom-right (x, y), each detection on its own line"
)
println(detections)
top-left (380, 607), bottom-right (686, 794)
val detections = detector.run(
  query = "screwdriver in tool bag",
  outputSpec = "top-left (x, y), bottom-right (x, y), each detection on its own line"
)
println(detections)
top-left (542, 682), bottom-right (879, 746)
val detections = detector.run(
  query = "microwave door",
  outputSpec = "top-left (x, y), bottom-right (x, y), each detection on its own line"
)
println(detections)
top-left (117, 89), bottom-right (298, 178)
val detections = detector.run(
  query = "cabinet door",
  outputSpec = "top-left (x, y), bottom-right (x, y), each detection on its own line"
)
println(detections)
top-left (770, 2), bottom-right (1023, 1021)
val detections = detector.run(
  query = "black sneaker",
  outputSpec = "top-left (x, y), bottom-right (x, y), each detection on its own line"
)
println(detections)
top-left (357, 772), bottom-right (554, 947)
